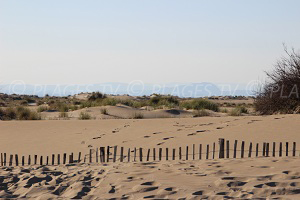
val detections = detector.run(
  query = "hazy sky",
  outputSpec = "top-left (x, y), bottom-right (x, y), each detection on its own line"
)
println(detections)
top-left (1, 0), bottom-right (300, 85)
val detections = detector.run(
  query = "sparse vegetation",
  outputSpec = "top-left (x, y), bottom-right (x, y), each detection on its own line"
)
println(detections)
top-left (100, 108), bottom-right (108, 115)
top-left (132, 112), bottom-right (144, 119)
top-left (193, 109), bottom-right (210, 117)
top-left (180, 99), bottom-right (219, 112)
top-left (37, 106), bottom-right (49, 112)
top-left (0, 106), bottom-right (41, 120)
top-left (79, 112), bottom-right (92, 120)
top-left (229, 106), bottom-right (248, 116)
top-left (59, 112), bottom-right (69, 119)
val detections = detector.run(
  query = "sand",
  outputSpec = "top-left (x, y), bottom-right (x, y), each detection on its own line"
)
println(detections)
top-left (1, 157), bottom-right (300, 199)
top-left (1, 114), bottom-right (300, 199)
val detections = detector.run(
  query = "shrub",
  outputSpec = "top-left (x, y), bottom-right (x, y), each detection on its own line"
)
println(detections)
top-left (180, 99), bottom-right (219, 112)
top-left (88, 92), bottom-right (106, 101)
top-left (193, 109), bottom-right (210, 117)
top-left (100, 108), bottom-right (108, 115)
top-left (220, 108), bottom-right (228, 113)
top-left (79, 112), bottom-right (92, 120)
top-left (5, 107), bottom-right (17, 120)
top-left (37, 106), bottom-right (49, 112)
top-left (132, 112), bottom-right (144, 119)
top-left (255, 47), bottom-right (300, 114)
top-left (149, 95), bottom-right (179, 107)
top-left (16, 106), bottom-right (41, 120)
top-left (59, 112), bottom-right (69, 119)
top-left (229, 106), bottom-right (248, 116)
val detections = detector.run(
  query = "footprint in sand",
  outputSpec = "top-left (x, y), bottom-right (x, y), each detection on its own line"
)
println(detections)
top-left (153, 132), bottom-right (162, 135)
top-left (163, 137), bottom-right (174, 140)
top-left (157, 142), bottom-right (165, 146)
top-left (144, 136), bottom-right (151, 138)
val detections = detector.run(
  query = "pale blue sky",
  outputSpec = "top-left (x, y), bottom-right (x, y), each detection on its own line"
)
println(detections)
top-left (1, 0), bottom-right (300, 85)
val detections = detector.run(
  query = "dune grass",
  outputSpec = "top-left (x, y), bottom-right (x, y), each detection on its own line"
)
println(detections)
top-left (79, 112), bottom-right (92, 120)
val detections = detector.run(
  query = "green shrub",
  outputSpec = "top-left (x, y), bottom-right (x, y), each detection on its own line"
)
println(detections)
top-left (180, 99), bottom-right (219, 112)
top-left (79, 112), bottom-right (92, 120)
top-left (229, 106), bottom-right (248, 116)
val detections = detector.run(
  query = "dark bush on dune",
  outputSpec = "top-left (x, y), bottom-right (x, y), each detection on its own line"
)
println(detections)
top-left (88, 92), bottom-right (107, 101)
top-left (255, 47), bottom-right (300, 114)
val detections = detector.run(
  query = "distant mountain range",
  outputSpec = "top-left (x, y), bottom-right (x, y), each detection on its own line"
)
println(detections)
top-left (0, 82), bottom-right (255, 97)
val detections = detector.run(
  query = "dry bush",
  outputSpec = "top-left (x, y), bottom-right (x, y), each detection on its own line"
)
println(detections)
top-left (255, 47), bottom-right (300, 114)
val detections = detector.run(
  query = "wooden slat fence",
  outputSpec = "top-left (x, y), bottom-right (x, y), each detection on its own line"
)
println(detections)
top-left (0, 139), bottom-right (298, 167)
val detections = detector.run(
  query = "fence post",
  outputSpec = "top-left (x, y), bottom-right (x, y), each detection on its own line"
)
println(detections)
top-left (9, 155), bottom-right (13, 166)
top-left (186, 146), bottom-right (189, 160)
top-left (273, 142), bottom-right (276, 157)
top-left (146, 149), bottom-right (150, 161)
top-left (226, 140), bottom-right (230, 159)
top-left (286, 142), bottom-right (289, 157)
top-left (40, 156), bottom-right (43, 165)
top-left (120, 147), bottom-right (124, 162)
top-left (166, 148), bottom-right (169, 161)
top-left (179, 147), bottom-right (182, 160)
top-left (159, 148), bottom-right (162, 161)
top-left (139, 148), bottom-right (143, 162)
top-left (99, 148), bottom-right (104, 162)
top-left (1, 153), bottom-right (3, 166)
top-left (293, 142), bottom-right (296, 157)
top-left (15, 154), bottom-right (19, 166)
top-left (256, 143), bottom-right (259, 157)
top-left (266, 143), bottom-right (269, 157)
top-left (3, 153), bottom-right (6, 166)
top-left (134, 148), bottom-right (137, 162)
top-left (89, 149), bottom-right (92, 163)
top-left (219, 138), bottom-right (225, 159)
top-left (279, 142), bottom-right (282, 157)
top-left (28, 155), bottom-right (31, 165)
top-left (241, 141), bottom-right (245, 158)
top-left (107, 146), bottom-right (110, 162)
top-left (234, 140), bottom-right (237, 158)
top-left (46, 156), bottom-right (49, 165)
top-left (113, 146), bottom-right (117, 162)
top-left (78, 152), bottom-right (82, 163)
top-left (70, 153), bottom-right (73, 164)
top-left (96, 148), bottom-right (99, 163)
top-left (127, 148), bottom-right (130, 162)
top-left (193, 144), bottom-right (195, 160)
top-left (22, 156), bottom-right (25, 166)
top-left (57, 154), bottom-right (60, 165)
top-left (52, 154), bottom-right (55, 165)
top-left (248, 142), bottom-right (252, 158)
top-left (199, 144), bottom-right (202, 160)
top-left (263, 143), bottom-right (266, 157)
top-left (34, 155), bottom-right (37, 165)
top-left (172, 148), bottom-right (176, 160)
top-left (213, 143), bottom-right (215, 159)
top-left (153, 148), bottom-right (156, 161)
top-left (206, 144), bottom-right (209, 159)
